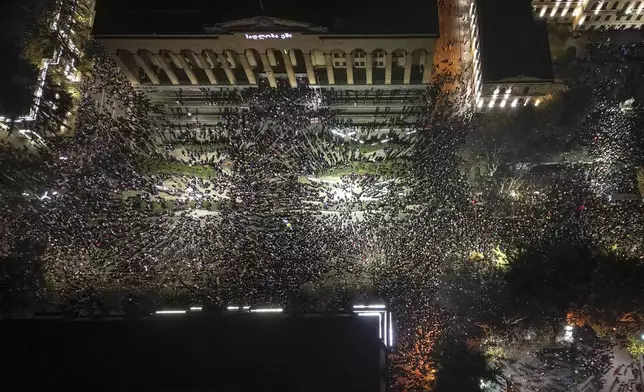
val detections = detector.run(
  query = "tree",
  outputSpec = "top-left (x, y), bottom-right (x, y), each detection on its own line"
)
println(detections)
top-left (391, 328), bottom-right (439, 391)
top-left (431, 336), bottom-right (501, 392)
top-left (626, 335), bottom-right (644, 358)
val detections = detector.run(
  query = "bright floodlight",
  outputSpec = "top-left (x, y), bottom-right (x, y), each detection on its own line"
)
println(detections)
top-left (155, 310), bottom-right (187, 315)
top-left (190, 306), bottom-right (203, 311)
top-left (250, 308), bottom-right (283, 313)
top-left (640, 333), bottom-right (644, 340)
top-left (565, 325), bottom-right (573, 331)
top-left (227, 306), bottom-right (240, 310)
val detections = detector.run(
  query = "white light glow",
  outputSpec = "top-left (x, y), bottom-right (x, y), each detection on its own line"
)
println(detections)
top-left (477, 99), bottom-right (483, 109)
top-left (550, 6), bottom-right (558, 16)
top-left (488, 99), bottom-right (495, 108)
top-left (388, 312), bottom-right (393, 347)
top-left (250, 308), bottom-right (283, 313)
top-left (579, 15), bottom-right (586, 25)
top-left (227, 306), bottom-right (240, 310)
top-left (155, 310), bottom-right (187, 315)
top-left (524, 98), bottom-right (531, 106)
top-left (493, 87), bottom-right (500, 95)
top-left (500, 100), bottom-right (507, 108)
top-left (540, 6), bottom-right (547, 17)
top-left (354, 304), bottom-right (386, 309)
top-left (565, 325), bottom-right (574, 331)
top-left (595, 3), bottom-right (601, 14)
top-left (242, 306), bottom-right (250, 310)
top-left (573, 7), bottom-right (581, 16)
top-left (535, 99), bottom-right (542, 107)
top-left (190, 306), bottom-right (203, 311)
top-left (562, 6), bottom-right (569, 16)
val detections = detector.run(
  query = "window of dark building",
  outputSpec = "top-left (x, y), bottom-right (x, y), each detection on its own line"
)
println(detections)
top-left (523, 87), bottom-right (530, 94)
top-left (611, 1), bottom-right (619, 9)
top-left (637, 14), bottom-right (643, 20)
top-left (601, 2), bottom-right (609, 9)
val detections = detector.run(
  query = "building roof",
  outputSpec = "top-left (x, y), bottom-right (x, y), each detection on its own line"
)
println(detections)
top-left (0, 314), bottom-right (385, 392)
top-left (0, 0), bottom-right (41, 119)
top-left (477, 0), bottom-right (554, 82)
top-left (93, 0), bottom-right (439, 36)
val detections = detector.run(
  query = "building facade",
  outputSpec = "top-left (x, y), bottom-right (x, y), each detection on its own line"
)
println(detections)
top-left (97, 16), bottom-right (437, 127)
top-left (532, 0), bottom-right (644, 31)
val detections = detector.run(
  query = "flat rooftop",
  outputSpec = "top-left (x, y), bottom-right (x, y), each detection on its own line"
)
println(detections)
top-left (477, 0), bottom-right (554, 82)
top-left (93, 0), bottom-right (439, 36)
top-left (0, 0), bottom-right (41, 119)
top-left (0, 314), bottom-right (385, 392)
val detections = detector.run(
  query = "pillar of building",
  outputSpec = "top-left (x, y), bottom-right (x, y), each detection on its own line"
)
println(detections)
top-left (282, 50), bottom-right (297, 88)
top-left (195, 52), bottom-right (218, 84)
top-left (366, 53), bottom-right (373, 85)
top-left (304, 51), bottom-right (316, 85)
top-left (385, 52), bottom-right (393, 85)
top-left (259, 52), bottom-right (277, 88)
top-left (153, 52), bottom-right (180, 85)
top-left (403, 53), bottom-right (413, 85)
top-left (132, 51), bottom-right (160, 85)
top-left (238, 52), bottom-right (257, 85)
top-left (324, 53), bottom-right (335, 85)
top-left (346, 52), bottom-right (354, 85)
top-left (422, 53), bottom-right (432, 84)
top-left (114, 50), bottom-right (140, 86)
top-left (177, 51), bottom-right (199, 85)
top-left (217, 52), bottom-right (237, 85)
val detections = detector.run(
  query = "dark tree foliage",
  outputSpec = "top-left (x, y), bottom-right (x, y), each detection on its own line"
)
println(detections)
top-left (431, 335), bottom-right (500, 392)
top-left (504, 242), bottom-right (644, 331)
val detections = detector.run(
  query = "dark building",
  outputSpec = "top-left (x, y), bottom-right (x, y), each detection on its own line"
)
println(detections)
top-left (471, 0), bottom-right (565, 110)
top-left (0, 313), bottom-right (387, 392)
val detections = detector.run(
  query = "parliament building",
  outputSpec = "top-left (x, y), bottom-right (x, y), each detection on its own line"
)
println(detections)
top-left (94, 2), bottom-right (439, 128)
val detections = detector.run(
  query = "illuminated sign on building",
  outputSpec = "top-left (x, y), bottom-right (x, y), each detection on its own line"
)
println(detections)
top-left (244, 33), bottom-right (293, 40)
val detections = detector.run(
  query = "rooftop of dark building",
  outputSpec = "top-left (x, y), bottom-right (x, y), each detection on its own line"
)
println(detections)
top-left (0, 0), bottom-right (42, 119)
top-left (93, 0), bottom-right (439, 36)
top-left (0, 313), bottom-right (386, 392)
top-left (477, 0), bottom-right (554, 82)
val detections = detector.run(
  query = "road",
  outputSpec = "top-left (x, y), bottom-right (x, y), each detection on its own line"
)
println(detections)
top-left (602, 345), bottom-right (643, 392)
top-left (432, 0), bottom-right (474, 101)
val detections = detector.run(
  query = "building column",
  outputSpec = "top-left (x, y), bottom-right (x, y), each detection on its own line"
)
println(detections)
top-left (195, 52), bottom-right (218, 84)
top-left (366, 53), bottom-right (373, 85)
top-left (403, 53), bottom-right (413, 85)
top-left (259, 51), bottom-right (277, 88)
top-left (177, 51), bottom-right (199, 85)
top-left (153, 52), bottom-right (180, 85)
top-left (238, 52), bottom-right (257, 85)
top-left (304, 51), bottom-right (316, 84)
top-left (217, 52), bottom-right (237, 85)
top-left (422, 53), bottom-right (432, 84)
top-left (114, 50), bottom-right (140, 86)
top-left (385, 52), bottom-right (393, 85)
top-left (132, 51), bottom-right (160, 85)
top-left (282, 50), bottom-right (297, 88)
top-left (346, 52), bottom-right (354, 85)
top-left (324, 53), bottom-right (335, 85)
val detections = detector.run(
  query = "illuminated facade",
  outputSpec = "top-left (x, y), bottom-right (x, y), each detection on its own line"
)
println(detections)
top-left (470, 0), bottom-right (565, 111)
top-left (97, 16), bottom-right (437, 127)
top-left (532, 0), bottom-right (644, 31)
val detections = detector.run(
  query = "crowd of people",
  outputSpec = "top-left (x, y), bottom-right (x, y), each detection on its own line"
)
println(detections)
top-left (0, 12), bottom-right (644, 389)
